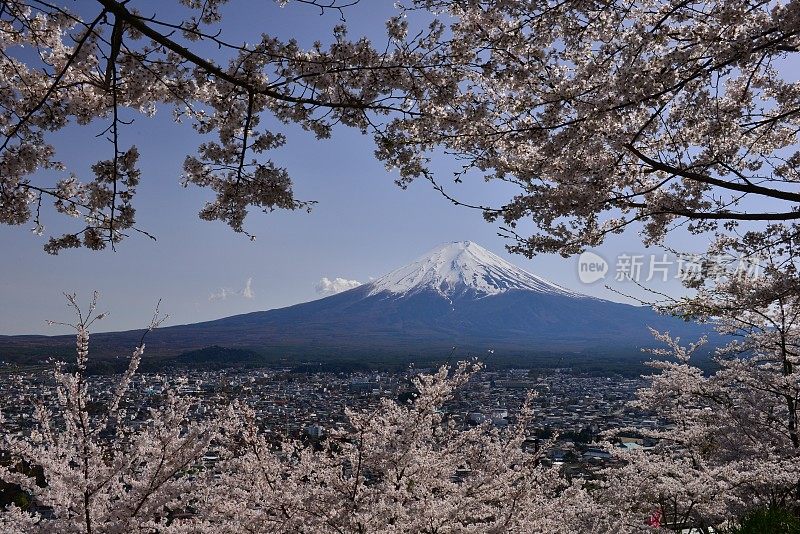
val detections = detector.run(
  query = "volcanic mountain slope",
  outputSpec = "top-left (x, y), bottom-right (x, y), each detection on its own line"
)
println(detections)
top-left (0, 242), bottom-right (712, 361)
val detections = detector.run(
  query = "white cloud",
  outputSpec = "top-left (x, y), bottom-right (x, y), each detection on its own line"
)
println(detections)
top-left (209, 278), bottom-right (255, 302)
top-left (315, 277), bottom-right (362, 296)
top-left (242, 277), bottom-right (254, 299)
top-left (209, 288), bottom-right (230, 302)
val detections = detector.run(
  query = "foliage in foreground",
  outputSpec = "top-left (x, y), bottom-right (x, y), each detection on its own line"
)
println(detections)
top-left (727, 507), bottom-right (800, 534)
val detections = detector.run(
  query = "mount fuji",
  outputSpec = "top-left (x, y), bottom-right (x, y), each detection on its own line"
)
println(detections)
top-left (0, 242), bottom-right (713, 366)
top-left (365, 241), bottom-right (582, 300)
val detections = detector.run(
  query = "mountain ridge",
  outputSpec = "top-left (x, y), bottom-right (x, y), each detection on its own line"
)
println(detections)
top-left (0, 242), bottom-right (714, 365)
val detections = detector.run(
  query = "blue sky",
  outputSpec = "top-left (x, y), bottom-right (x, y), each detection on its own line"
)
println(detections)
top-left (0, 1), bottom-right (712, 335)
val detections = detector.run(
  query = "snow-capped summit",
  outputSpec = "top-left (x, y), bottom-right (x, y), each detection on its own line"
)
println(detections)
top-left (366, 241), bottom-right (583, 299)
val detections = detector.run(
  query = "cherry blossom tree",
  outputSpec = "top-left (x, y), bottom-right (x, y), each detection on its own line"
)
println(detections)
top-left (601, 332), bottom-right (738, 532)
top-left (603, 248), bottom-right (800, 531)
top-left (376, 0), bottom-right (800, 258)
top-left (0, 0), bottom-right (425, 252)
top-left (3, 0), bottom-right (798, 257)
top-left (192, 362), bottom-right (610, 533)
top-left (0, 293), bottom-right (220, 533)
